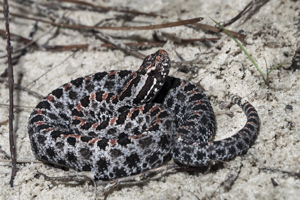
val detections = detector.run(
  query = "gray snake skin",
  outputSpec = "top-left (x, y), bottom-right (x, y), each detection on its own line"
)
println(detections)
top-left (28, 50), bottom-right (259, 180)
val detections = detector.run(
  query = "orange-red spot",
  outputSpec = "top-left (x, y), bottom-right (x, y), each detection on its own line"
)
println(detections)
top-left (129, 134), bottom-right (142, 139)
top-left (194, 111), bottom-right (199, 115)
top-left (74, 116), bottom-right (85, 126)
top-left (102, 93), bottom-right (108, 100)
top-left (190, 90), bottom-right (197, 94)
top-left (108, 71), bottom-right (117, 76)
top-left (155, 55), bottom-right (161, 62)
top-left (92, 123), bottom-right (100, 129)
top-left (110, 117), bottom-right (118, 124)
top-left (150, 106), bottom-right (161, 112)
top-left (76, 103), bottom-right (82, 111)
top-left (119, 73), bottom-right (137, 98)
top-left (63, 83), bottom-right (71, 90)
top-left (88, 138), bottom-right (99, 144)
top-left (128, 106), bottom-right (143, 118)
top-left (195, 100), bottom-right (202, 105)
top-left (90, 93), bottom-right (96, 101)
top-left (110, 95), bottom-right (116, 101)
top-left (85, 76), bottom-right (91, 81)
top-left (62, 134), bottom-right (81, 139)
top-left (109, 139), bottom-right (117, 145)
top-left (37, 109), bottom-right (42, 115)
top-left (46, 95), bottom-right (54, 101)
top-left (156, 117), bottom-right (161, 124)
top-left (36, 121), bottom-right (43, 125)
top-left (158, 49), bottom-right (167, 54)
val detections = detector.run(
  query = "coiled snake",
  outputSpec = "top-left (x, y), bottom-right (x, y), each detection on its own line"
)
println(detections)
top-left (28, 50), bottom-right (259, 180)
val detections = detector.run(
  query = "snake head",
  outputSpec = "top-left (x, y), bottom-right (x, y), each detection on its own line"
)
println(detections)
top-left (134, 50), bottom-right (171, 104)
top-left (138, 49), bottom-right (170, 81)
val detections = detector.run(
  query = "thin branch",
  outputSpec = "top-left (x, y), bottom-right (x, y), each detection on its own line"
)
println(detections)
top-left (0, 77), bottom-right (44, 99)
top-left (0, 145), bottom-right (11, 159)
top-left (4, 11), bottom-right (203, 30)
top-left (0, 159), bottom-right (42, 163)
top-left (0, 29), bottom-right (219, 52)
top-left (53, 0), bottom-right (165, 18)
top-left (0, 119), bottom-right (9, 126)
top-left (193, 23), bottom-right (246, 42)
top-left (23, 51), bottom-right (77, 89)
top-left (2, 0), bottom-right (17, 187)
top-left (0, 103), bottom-right (34, 109)
top-left (94, 31), bottom-right (146, 59)
top-left (0, 26), bottom-right (57, 57)
top-left (219, 0), bottom-right (269, 27)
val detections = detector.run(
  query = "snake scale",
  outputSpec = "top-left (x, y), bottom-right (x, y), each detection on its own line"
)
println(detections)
top-left (28, 50), bottom-right (259, 180)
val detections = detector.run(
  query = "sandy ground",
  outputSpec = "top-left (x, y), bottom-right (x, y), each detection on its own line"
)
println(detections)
top-left (0, 0), bottom-right (299, 199)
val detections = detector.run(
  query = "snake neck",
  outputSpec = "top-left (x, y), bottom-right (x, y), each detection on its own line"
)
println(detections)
top-left (119, 50), bottom-right (171, 104)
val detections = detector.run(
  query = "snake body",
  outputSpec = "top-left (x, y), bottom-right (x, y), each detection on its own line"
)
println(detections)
top-left (28, 50), bottom-right (259, 180)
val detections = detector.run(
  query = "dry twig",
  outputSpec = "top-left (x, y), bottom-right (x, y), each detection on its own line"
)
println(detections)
top-left (2, 0), bottom-right (17, 187)
top-left (219, 0), bottom-right (269, 27)
top-left (193, 23), bottom-right (246, 42)
top-left (3, 11), bottom-right (203, 31)
top-left (53, 0), bottom-right (164, 17)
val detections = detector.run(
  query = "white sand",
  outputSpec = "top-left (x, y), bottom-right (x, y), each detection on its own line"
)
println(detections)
top-left (0, 0), bottom-right (299, 199)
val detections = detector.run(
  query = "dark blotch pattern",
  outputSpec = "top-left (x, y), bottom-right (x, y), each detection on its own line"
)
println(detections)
top-left (36, 101), bottom-right (51, 110)
top-left (51, 131), bottom-right (62, 140)
top-left (94, 72), bottom-right (107, 81)
top-left (113, 167), bottom-right (127, 178)
top-left (71, 77), bottom-right (84, 87)
top-left (80, 96), bottom-right (90, 107)
top-left (67, 152), bottom-right (77, 162)
top-left (126, 153), bottom-right (140, 168)
top-left (68, 90), bottom-right (78, 100)
top-left (96, 121), bottom-right (109, 130)
top-left (46, 148), bottom-right (55, 158)
top-left (81, 136), bottom-right (92, 142)
top-left (67, 137), bottom-right (76, 146)
top-left (117, 133), bottom-right (131, 146)
top-left (30, 115), bottom-right (43, 123)
top-left (52, 88), bottom-right (63, 98)
top-left (72, 109), bottom-right (84, 117)
top-left (37, 135), bottom-right (46, 144)
top-left (81, 123), bottom-right (93, 130)
top-left (82, 164), bottom-right (91, 171)
top-left (130, 110), bottom-right (140, 120)
top-left (80, 148), bottom-right (92, 159)
top-left (97, 138), bottom-right (109, 150)
top-left (110, 149), bottom-right (123, 157)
